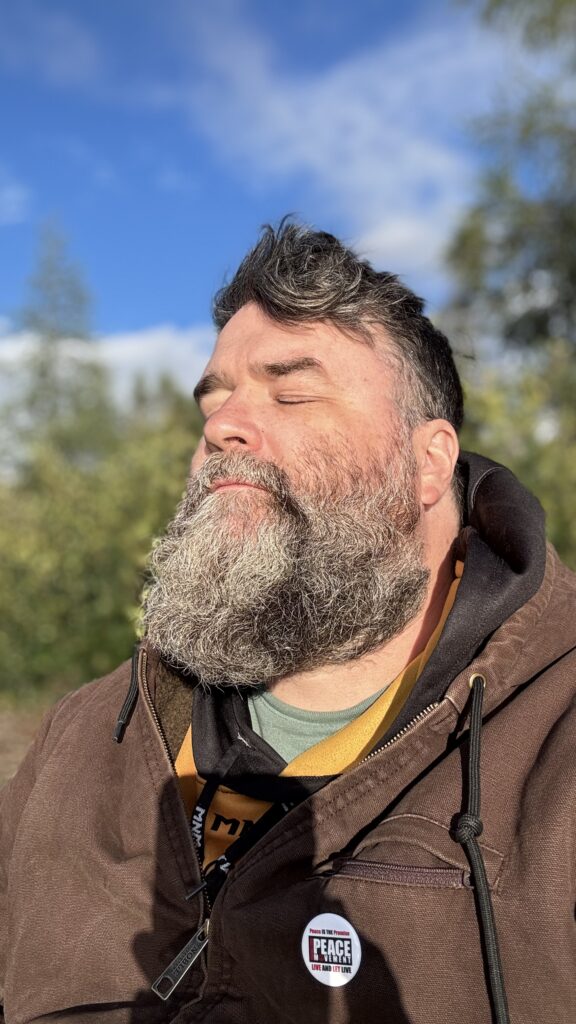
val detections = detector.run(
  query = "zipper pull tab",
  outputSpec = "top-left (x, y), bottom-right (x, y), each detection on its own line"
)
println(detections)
top-left (151, 920), bottom-right (209, 1001)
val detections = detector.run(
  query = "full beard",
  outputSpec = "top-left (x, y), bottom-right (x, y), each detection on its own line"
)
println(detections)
top-left (142, 441), bottom-right (430, 687)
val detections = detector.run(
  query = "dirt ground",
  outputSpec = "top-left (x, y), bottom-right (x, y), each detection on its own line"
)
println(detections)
top-left (0, 705), bottom-right (46, 787)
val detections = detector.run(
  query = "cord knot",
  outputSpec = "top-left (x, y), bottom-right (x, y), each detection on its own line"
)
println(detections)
top-left (453, 812), bottom-right (483, 843)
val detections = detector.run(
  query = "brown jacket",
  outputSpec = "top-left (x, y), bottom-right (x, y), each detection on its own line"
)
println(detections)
top-left (2, 459), bottom-right (576, 1023)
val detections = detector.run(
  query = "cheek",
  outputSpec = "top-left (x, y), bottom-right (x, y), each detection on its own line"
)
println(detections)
top-left (190, 439), bottom-right (207, 475)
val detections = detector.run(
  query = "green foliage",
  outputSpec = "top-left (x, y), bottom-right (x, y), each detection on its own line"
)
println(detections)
top-left (448, 0), bottom-right (576, 567)
top-left (471, 0), bottom-right (576, 53)
top-left (451, 0), bottom-right (576, 345)
top-left (0, 399), bottom-right (202, 696)
top-left (447, 86), bottom-right (576, 349)
top-left (459, 343), bottom-right (576, 568)
top-left (0, 229), bottom-right (203, 697)
top-left (0, 378), bottom-right (202, 697)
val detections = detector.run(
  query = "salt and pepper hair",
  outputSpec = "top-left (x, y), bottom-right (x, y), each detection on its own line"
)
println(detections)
top-left (213, 220), bottom-right (464, 432)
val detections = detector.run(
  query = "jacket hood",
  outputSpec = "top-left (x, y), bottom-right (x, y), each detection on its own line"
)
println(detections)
top-left (375, 451), bottom-right (547, 748)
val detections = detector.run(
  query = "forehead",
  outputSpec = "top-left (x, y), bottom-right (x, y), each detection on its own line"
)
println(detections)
top-left (205, 302), bottom-right (394, 384)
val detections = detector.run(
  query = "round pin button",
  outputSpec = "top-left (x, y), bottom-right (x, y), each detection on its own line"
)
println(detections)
top-left (301, 913), bottom-right (362, 987)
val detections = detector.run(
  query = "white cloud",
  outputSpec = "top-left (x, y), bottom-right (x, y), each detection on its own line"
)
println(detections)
top-left (0, 323), bottom-right (214, 402)
top-left (358, 201), bottom-right (462, 300)
top-left (0, 1), bottom-right (542, 306)
top-left (0, 165), bottom-right (31, 225)
top-left (145, 2), bottom-right (535, 302)
top-left (96, 324), bottom-right (213, 396)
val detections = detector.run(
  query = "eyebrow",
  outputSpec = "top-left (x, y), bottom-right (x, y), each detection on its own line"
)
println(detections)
top-left (193, 371), bottom-right (231, 405)
top-left (256, 356), bottom-right (325, 378)
top-left (193, 356), bottom-right (326, 405)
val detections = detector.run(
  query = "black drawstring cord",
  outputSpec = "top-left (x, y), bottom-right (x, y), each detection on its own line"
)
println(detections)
top-left (113, 644), bottom-right (141, 743)
top-left (454, 673), bottom-right (510, 1024)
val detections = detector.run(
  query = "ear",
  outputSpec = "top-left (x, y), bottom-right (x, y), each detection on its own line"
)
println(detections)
top-left (413, 420), bottom-right (459, 508)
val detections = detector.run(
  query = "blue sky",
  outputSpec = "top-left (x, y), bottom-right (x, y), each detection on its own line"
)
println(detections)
top-left (0, 0), bottom-right (532, 391)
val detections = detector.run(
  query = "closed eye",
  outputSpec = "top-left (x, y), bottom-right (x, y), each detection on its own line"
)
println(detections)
top-left (275, 396), bottom-right (318, 405)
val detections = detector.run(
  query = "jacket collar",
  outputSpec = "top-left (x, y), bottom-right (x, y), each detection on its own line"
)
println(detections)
top-left (373, 451), bottom-right (547, 749)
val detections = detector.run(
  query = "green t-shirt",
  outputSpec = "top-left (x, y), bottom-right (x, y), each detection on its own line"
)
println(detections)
top-left (247, 686), bottom-right (387, 763)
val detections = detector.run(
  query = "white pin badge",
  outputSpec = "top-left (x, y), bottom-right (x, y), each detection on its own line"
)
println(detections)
top-left (301, 913), bottom-right (362, 987)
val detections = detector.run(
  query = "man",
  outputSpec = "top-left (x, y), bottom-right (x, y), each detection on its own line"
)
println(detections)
top-left (1, 222), bottom-right (575, 1024)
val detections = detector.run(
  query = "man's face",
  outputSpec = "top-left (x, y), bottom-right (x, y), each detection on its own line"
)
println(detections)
top-left (190, 302), bottom-right (409, 500)
top-left (143, 303), bottom-right (430, 686)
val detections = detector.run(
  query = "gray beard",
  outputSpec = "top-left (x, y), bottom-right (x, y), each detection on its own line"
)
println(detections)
top-left (142, 443), bottom-right (430, 687)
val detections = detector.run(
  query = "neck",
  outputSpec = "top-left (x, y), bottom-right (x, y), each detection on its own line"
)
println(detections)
top-left (269, 504), bottom-right (459, 712)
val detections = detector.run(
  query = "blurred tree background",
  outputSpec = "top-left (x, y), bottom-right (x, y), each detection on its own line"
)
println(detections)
top-left (0, 0), bottom-right (575, 705)
top-left (447, 0), bottom-right (576, 566)
top-left (0, 226), bottom-right (202, 700)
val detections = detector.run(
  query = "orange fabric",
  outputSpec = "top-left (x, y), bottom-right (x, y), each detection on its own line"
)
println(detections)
top-left (175, 729), bottom-right (273, 866)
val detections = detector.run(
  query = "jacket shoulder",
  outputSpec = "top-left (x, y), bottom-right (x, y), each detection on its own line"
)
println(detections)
top-left (47, 657), bottom-right (134, 738)
top-left (1, 658), bottom-right (133, 797)
top-left (549, 543), bottom-right (576, 596)
top-left (542, 545), bottom-right (576, 641)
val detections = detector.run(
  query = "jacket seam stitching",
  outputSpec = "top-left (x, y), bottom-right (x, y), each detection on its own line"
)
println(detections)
top-left (229, 723), bottom-right (442, 882)
top-left (468, 465), bottom-right (502, 506)
top-left (137, 701), bottom-right (194, 899)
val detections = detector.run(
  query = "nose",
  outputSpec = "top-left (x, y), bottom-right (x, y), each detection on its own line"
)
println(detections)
top-left (202, 393), bottom-right (262, 456)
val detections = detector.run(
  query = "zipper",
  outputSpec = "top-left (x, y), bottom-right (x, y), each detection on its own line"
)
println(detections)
top-left (139, 647), bottom-right (210, 908)
top-left (139, 648), bottom-right (175, 769)
top-left (333, 859), bottom-right (471, 888)
top-left (139, 647), bottom-right (213, 998)
top-left (359, 702), bottom-right (439, 764)
top-left (143, 662), bottom-right (436, 998)
top-left (151, 920), bottom-right (210, 1001)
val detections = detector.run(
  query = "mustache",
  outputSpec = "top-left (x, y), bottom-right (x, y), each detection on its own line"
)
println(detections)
top-left (183, 451), bottom-right (307, 520)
